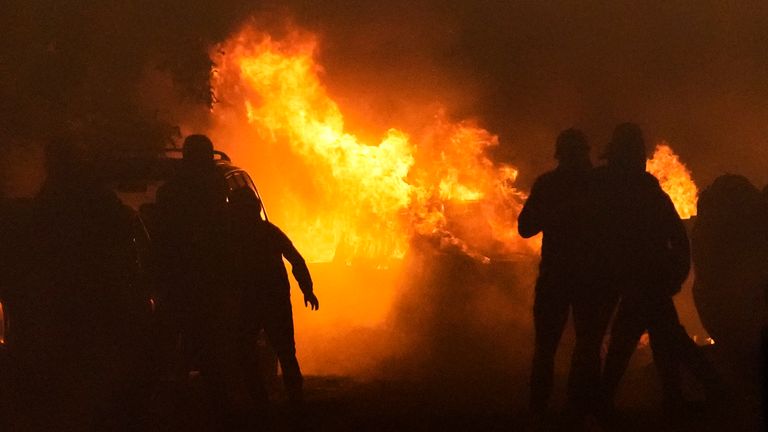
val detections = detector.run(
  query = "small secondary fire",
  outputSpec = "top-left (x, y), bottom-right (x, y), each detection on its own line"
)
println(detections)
top-left (647, 143), bottom-right (698, 219)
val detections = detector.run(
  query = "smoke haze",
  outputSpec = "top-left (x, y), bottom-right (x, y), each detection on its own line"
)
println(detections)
top-left (4, 1), bottom-right (768, 187)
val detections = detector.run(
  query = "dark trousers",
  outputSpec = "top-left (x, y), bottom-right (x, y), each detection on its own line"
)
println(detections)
top-left (240, 291), bottom-right (303, 403)
top-left (530, 276), bottom-right (616, 413)
top-left (603, 292), bottom-right (719, 404)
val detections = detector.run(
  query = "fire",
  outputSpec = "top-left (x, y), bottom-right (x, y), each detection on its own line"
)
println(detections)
top-left (647, 142), bottom-right (698, 219)
top-left (0, 301), bottom-right (5, 345)
top-left (207, 24), bottom-right (534, 264)
top-left (200, 25), bottom-right (540, 374)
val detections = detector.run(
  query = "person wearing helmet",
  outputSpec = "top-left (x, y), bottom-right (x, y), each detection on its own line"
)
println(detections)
top-left (154, 134), bottom-right (235, 419)
top-left (593, 123), bottom-right (721, 416)
top-left (228, 187), bottom-right (318, 407)
top-left (519, 128), bottom-right (614, 420)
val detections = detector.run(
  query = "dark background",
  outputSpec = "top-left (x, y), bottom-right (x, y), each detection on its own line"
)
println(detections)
top-left (2, 0), bottom-right (767, 189)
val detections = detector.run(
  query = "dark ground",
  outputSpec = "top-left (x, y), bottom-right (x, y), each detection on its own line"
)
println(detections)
top-left (1, 343), bottom-right (762, 431)
top-left (163, 344), bottom-right (761, 432)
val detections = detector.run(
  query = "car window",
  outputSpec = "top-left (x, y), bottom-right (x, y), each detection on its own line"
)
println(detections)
top-left (242, 173), bottom-right (257, 192)
top-left (226, 173), bottom-right (246, 191)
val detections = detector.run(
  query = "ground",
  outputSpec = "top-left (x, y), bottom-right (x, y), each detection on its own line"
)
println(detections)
top-left (231, 348), bottom-right (762, 432)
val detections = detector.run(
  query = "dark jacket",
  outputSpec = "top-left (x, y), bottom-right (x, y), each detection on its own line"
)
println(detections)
top-left (519, 166), bottom-right (594, 283)
top-left (154, 165), bottom-right (231, 294)
top-left (589, 166), bottom-right (690, 295)
top-left (231, 216), bottom-right (313, 297)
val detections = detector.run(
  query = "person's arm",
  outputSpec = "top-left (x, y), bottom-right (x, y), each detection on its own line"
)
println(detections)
top-left (273, 224), bottom-right (319, 310)
top-left (518, 177), bottom-right (546, 238)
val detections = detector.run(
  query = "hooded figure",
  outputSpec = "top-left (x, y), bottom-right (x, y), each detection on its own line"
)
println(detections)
top-left (595, 123), bottom-right (722, 415)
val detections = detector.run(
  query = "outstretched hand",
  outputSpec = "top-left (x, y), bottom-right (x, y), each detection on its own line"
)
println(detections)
top-left (304, 292), bottom-right (319, 311)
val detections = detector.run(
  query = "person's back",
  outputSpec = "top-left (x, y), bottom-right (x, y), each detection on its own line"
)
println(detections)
top-left (233, 219), bottom-right (294, 294)
top-left (590, 164), bottom-right (688, 293)
top-left (519, 129), bottom-right (614, 419)
top-left (519, 166), bottom-right (593, 281)
top-left (598, 123), bottom-right (719, 415)
top-left (229, 187), bottom-right (317, 407)
top-left (155, 148), bottom-right (230, 295)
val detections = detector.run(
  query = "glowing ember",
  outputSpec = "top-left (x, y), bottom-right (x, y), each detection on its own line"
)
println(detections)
top-left (207, 24), bottom-right (535, 264)
top-left (647, 143), bottom-right (698, 219)
top-left (0, 301), bottom-right (5, 345)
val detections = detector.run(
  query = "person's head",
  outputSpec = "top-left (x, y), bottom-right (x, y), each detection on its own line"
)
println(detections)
top-left (554, 128), bottom-right (590, 168)
top-left (182, 134), bottom-right (215, 170)
top-left (603, 122), bottom-right (647, 173)
top-left (230, 187), bottom-right (263, 217)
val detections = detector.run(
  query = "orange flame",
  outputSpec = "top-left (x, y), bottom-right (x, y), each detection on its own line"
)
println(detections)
top-left (207, 25), bottom-right (535, 264)
top-left (646, 142), bottom-right (698, 219)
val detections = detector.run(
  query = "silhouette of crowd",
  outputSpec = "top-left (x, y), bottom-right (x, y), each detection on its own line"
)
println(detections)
top-left (0, 135), bottom-right (319, 431)
top-left (0, 128), bottom-right (765, 431)
top-left (520, 123), bottom-right (767, 429)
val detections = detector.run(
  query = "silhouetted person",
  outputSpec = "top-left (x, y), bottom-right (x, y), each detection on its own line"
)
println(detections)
top-left (692, 175), bottom-right (766, 359)
top-left (154, 134), bottom-right (236, 421)
top-left (229, 187), bottom-right (319, 406)
top-left (596, 123), bottom-right (721, 414)
top-left (6, 136), bottom-right (152, 431)
top-left (519, 129), bottom-right (614, 418)
top-left (692, 175), bottom-right (767, 425)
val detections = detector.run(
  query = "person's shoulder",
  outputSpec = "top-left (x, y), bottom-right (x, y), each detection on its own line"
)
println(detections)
top-left (640, 171), bottom-right (661, 186)
top-left (531, 170), bottom-right (560, 188)
top-left (537, 169), bottom-right (561, 181)
top-left (265, 221), bottom-right (287, 236)
top-left (639, 172), bottom-right (667, 195)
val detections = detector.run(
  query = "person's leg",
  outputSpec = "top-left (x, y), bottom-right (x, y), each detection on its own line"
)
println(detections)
top-left (570, 287), bottom-right (618, 413)
top-left (239, 316), bottom-right (270, 404)
top-left (645, 296), bottom-right (686, 405)
top-left (649, 297), bottom-right (723, 402)
top-left (602, 295), bottom-right (648, 406)
top-left (530, 278), bottom-right (571, 413)
top-left (262, 295), bottom-right (303, 404)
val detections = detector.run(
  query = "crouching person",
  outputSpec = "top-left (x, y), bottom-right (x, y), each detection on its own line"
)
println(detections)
top-left (229, 187), bottom-right (319, 407)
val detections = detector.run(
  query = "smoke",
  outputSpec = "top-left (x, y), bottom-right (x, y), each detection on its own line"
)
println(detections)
top-left (4, 1), bottom-right (767, 187)
top-left (0, 0), bottom-right (251, 149)
top-left (270, 0), bottom-right (768, 189)
top-left (291, 239), bottom-right (541, 388)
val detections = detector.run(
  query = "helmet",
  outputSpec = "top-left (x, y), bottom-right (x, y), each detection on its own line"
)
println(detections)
top-left (182, 134), bottom-right (214, 165)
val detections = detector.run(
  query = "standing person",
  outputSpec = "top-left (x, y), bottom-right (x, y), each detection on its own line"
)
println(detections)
top-left (595, 123), bottom-right (721, 414)
top-left (519, 129), bottom-right (615, 420)
top-left (6, 136), bottom-right (152, 431)
top-left (154, 134), bottom-right (238, 420)
top-left (229, 187), bottom-right (319, 407)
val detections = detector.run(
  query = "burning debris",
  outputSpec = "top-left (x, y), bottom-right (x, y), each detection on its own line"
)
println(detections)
top-left (206, 24), bottom-right (536, 267)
